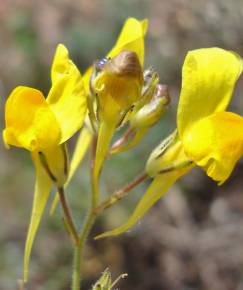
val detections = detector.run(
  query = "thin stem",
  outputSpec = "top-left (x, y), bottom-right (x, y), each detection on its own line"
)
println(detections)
top-left (71, 142), bottom-right (147, 290)
top-left (110, 127), bottom-right (134, 153)
top-left (71, 136), bottom-right (98, 290)
top-left (72, 245), bottom-right (82, 290)
top-left (94, 172), bottom-right (148, 215)
top-left (71, 211), bottom-right (96, 290)
top-left (57, 187), bottom-right (79, 245)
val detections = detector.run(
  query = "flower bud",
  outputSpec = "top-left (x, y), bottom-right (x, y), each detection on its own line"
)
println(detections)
top-left (92, 268), bottom-right (112, 290)
top-left (141, 66), bottom-right (159, 101)
top-left (130, 84), bottom-right (170, 129)
top-left (92, 268), bottom-right (128, 290)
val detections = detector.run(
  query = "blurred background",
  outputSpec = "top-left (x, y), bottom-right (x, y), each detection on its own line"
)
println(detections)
top-left (0, 0), bottom-right (243, 289)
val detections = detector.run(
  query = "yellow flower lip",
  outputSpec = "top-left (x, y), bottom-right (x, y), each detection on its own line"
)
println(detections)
top-left (183, 111), bottom-right (243, 184)
top-left (3, 86), bottom-right (61, 151)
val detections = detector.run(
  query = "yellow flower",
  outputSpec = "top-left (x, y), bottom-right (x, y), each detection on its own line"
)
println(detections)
top-left (3, 44), bottom-right (87, 281)
top-left (95, 47), bottom-right (243, 239)
top-left (91, 19), bottom-right (148, 202)
top-left (50, 17), bottom-right (148, 213)
top-left (177, 48), bottom-right (243, 183)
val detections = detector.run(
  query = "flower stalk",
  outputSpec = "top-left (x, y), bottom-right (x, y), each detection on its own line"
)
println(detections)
top-left (71, 136), bottom-right (98, 290)
top-left (93, 172), bottom-right (148, 215)
top-left (57, 187), bottom-right (79, 245)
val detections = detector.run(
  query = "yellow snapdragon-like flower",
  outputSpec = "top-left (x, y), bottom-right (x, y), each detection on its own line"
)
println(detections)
top-left (91, 19), bottom-right (148, 202)
top-left (177, 48), bottom-right (243, 183)
top-left (96, 47), bottom-right (243, 239)
top-left (50, 18), bottom-right (148, 213)
top-left (3, 44), bottom-right (87, 281)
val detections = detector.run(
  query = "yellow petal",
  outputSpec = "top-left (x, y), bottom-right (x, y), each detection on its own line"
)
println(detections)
top-left (3, 86), bottom-right (61, 151)
top-left (177, 48), bottom-right (242, 138)
top-left (183, 111), bottom-right (243, 184)
top-left (108, 18), bottom-right (148, 66)
top-left (95, 170), bottom-right (189, 239)
top-left (50, 126), bottom-right (93, 214)
top-left (81, 68), bottom-right (93, 96)
top-left (23, 153), bottom-right (52, 282)
top-left (82, 18), bottom-right (148, 94)
top-left (47, 44), bottom-right (87, 143)
top-left (68, 126), bottom-right (93, 182)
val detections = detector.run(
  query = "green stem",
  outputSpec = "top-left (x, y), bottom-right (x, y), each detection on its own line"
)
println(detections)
top-left (58, 187), bottom-right (79, 245)
top-left (72, 245), bottom-right (82, 290)
top-left (70, 137), bottom-right (148, 289)
top-left (110, 127), bottom-right (135, 153)
top-left (71, 136), bottom-right (98, 290)
top-left (94, 172), bottom-right (148, 215)
top-left (71, 210), bottom-right (96, 290)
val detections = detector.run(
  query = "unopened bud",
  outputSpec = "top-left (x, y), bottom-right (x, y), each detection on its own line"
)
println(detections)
top-left (92, 268), bottom-right (112, 290)
top-left (130, 84), bottom-right (171, 129)
top-left (142, 67), bottom-right (159, 99)
top-left (124, 67), bottom-right (160, 122)
top-left (92, 268), bottom-right (128, 290)
top-left (154, 84), bottom-right (170, 105)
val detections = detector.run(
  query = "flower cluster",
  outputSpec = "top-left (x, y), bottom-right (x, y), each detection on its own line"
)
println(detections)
top-left (3, 17), bottom-right (243, 284)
